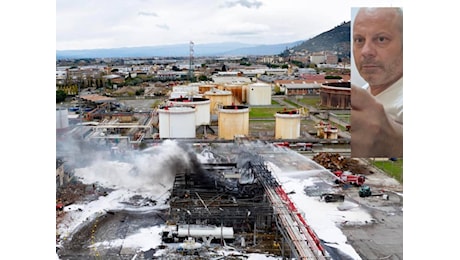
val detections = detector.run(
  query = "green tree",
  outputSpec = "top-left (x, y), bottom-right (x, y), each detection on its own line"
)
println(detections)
top-left (198, 75), bottom-right (208, 81)
top-left (291, 60), bottom-right (305, 68)
top-left (135, 89), bottom-right (145, 96)
top-left (56, 90), bottom-right (67, 103)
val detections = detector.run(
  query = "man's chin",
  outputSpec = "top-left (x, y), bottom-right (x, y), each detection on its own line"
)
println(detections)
top-left (361, 74), bottom-right (382, 85)
top-left (361, 67), bottom-right (381, 75)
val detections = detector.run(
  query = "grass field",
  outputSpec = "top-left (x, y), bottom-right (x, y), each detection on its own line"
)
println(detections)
top-left (297, 97), bottom-right (321, 107)
top-left (371, 159), bottom-right (403, 183)
top-left (249, 107), bottom-right (284, 118)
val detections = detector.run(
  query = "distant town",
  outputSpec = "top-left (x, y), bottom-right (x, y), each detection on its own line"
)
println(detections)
top-left (56, 48), bottom-right (350, 97)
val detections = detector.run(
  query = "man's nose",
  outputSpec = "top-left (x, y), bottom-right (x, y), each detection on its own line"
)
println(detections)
top-left (361, 41), bottom-right (376, 58)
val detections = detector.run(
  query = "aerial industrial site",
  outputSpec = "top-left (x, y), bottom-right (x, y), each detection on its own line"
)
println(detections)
top-left (56, 76), bottom-right (402, 259)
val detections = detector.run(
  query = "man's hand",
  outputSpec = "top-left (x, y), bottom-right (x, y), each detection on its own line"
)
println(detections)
top-left (351, 85), bottom-right (403, 158)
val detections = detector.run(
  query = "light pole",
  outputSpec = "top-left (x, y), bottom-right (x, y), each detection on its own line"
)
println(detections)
top-left (219, 207), bottom-right (224, 245)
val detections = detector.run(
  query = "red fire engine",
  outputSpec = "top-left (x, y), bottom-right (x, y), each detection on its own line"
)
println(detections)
top-left (333, 170), bottom-right (365, 186)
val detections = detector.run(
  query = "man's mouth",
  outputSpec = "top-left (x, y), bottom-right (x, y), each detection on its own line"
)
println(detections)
top-left (362, 64), bottom-right (379, 69)
top-left (361, 64), bottom-right (381, 72)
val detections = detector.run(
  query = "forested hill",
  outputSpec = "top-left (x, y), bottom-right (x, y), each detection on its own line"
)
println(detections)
top-left (289, 21), bottom-right (350, 59)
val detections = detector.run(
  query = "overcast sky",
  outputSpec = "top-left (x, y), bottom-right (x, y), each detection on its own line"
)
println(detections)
top-left (56, 0), bottom-right (402, 51)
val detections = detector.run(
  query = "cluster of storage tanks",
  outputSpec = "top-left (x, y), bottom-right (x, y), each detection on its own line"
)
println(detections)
top-left (158, 84), bottom-right (254, 139)
top-left (158, 82), bottom-right (308, 140)
top-left (56, 82), bottom-right (308, 140)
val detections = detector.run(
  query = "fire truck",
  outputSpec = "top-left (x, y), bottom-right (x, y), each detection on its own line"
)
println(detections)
top-left (273, 141), bottom-right (290, 148)
top-left (333, 170), bottom-right (365, 186)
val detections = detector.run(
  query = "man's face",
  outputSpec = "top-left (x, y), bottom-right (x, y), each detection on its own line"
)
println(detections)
top-left (353, 8), bottom-right (403, 89)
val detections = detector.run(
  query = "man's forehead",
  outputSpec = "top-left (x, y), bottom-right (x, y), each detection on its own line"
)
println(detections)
top-left (355, 8), bottom-right (401, 24)
top-left (357, 7), bottom-right (400, 17)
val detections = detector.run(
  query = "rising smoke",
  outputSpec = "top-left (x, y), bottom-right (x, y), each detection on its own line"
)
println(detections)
top-left (62, 138), bottom-right (206, 194)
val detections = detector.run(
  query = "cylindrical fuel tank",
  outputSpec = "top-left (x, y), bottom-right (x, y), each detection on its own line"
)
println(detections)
top-left (218, 105), bottom-right (249, 140)
top-left (275, 110), bottom-right (301, 139)
top-left (158, 106), bottom-right (196, 138)
top-left (168, 97), bottom-right (211, 126)
top-left (247, 82), bottom-right (272, 105)
top-left (203, 89), bottom-right (233, 118)
top-left (219, 84), bottom-right (245, 104)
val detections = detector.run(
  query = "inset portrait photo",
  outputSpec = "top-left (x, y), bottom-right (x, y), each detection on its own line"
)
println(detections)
top-left (350, 7), bottom-right (403, 158)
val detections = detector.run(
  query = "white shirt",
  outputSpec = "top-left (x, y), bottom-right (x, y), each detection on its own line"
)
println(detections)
top-left (363, 77), bottom-right (403, 124)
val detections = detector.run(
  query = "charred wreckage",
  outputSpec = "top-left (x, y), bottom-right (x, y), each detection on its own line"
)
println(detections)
top-left (161, 149), bottom-right (330, 259)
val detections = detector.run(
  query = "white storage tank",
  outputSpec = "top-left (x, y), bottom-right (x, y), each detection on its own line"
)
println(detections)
top-left (168, 97), bottom-right (211, 126)
top-left (158, 106), bottom-right (196, 138)
top-left (218, 105), bottom-right (249, 140)
top-left (56, 107), bottom-right (69, 130)
top-left (275, 109), bottom-right (301, 139)
top-left (247, 82), bottom-right (272, 105)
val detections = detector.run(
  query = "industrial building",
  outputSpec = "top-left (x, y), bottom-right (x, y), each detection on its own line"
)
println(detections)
top-left (319, 82), bottom-right (351, 109)
top-left (161, 146), bottom-right (330, 259)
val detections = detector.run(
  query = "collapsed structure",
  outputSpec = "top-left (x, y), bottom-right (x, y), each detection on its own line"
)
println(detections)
top-left (161, 145), bottom-right (330, 259)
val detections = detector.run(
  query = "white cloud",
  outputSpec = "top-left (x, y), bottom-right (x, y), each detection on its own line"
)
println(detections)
top-left (220, 0), bottom-right (264, 9)
top-left (217, 22), bottom-right (270, 36)
top-left (57, 0), bottom-right (404, 50)
top-left (155, 24), bottom-right (170, 30)
top-left (138, 11), bottom-right (158, 17)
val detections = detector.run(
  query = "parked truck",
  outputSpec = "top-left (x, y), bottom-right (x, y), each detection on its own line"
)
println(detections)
top-left (333, 170), bottom-right (365, 186)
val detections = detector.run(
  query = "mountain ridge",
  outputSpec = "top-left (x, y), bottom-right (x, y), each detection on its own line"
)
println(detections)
top-left (56, 21), bottom-right (351, 59)
top-left (56, 41), bottom-right (302, 59)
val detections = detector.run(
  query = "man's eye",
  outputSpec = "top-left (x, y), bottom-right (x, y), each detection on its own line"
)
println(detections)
top-left (377, 36), bottom-right (387, 43)
top-left (354, 38), bottom-right (364, 44)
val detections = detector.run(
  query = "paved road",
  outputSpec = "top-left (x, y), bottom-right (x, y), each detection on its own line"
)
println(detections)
top-left (340, 198), bottom-right (403, 260)
top-left (339, 161), bottom-right (403, 260)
